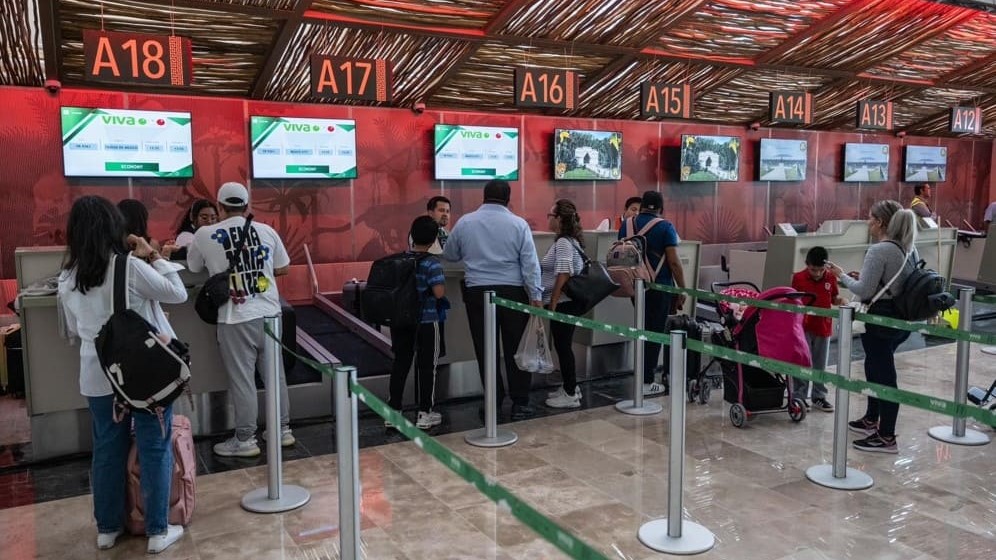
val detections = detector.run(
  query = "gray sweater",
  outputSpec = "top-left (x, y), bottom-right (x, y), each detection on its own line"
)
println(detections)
top-left (839, 241), bottom-right (917, 302)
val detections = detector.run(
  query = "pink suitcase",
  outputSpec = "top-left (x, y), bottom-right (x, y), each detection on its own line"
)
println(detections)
top-left (124, 414), bottom-right (196, 535)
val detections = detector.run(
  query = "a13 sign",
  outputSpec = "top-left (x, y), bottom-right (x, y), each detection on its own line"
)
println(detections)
top-left (856, 100), bottom-right (893, 130)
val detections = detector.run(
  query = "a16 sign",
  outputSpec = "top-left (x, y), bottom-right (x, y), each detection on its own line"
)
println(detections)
top-left (769, 91), bottom-right (813, 125)
top-left (856, 100), bottom-right (893, 130)
top-left (309, 55), bottom-right (392, 102)
top-left (83, 29), bottom-right (192, 86)
top-left (950, 106), bottom-right (982, 134)
top-left (514, 68), bottom-right (577, 110)
top-left (640, 83), bottom-right (692, 119)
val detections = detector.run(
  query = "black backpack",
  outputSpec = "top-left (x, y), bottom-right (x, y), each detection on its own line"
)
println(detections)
top-left (885, 241), bottom-right (956, 321)
top-left (95, 254), bottom-right (192, 414)
top-left (195, 214), bottom-right (253, 324)
top-left (362, 252), bottom-right (430, 328)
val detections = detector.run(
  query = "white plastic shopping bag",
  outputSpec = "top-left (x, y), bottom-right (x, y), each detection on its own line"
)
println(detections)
top-left (514, 316), bottom-right (555, 374)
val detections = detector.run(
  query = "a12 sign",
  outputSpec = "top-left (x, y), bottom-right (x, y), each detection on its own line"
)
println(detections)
top-left (950, 106), bottom-right (982, 134)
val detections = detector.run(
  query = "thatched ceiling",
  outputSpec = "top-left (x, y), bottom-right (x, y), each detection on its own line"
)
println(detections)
top-left (2, 0), bottom-right (995, 136)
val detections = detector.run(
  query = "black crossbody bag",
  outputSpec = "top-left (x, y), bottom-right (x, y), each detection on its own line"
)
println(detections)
top-left (563, 239), bottom-right (620, 314)
top-left (194, 214), bottom-right (254, 324)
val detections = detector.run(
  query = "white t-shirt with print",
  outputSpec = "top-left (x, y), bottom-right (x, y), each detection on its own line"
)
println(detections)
top-left (187, 216), bottom-right (290, 325)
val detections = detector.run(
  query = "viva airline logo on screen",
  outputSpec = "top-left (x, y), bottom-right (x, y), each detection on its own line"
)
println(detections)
top-left (434, 124), bottom-right (519, 181)
top-left (250, 116), bottom-right (357, 180)
top-left (60, 107), bottom-right (193, 178)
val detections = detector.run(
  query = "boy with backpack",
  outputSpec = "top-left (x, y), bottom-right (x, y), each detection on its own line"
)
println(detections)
top-left (791, 246), bottom-right (844, 412)
top-left (386, 216), bottom-right (449, 430)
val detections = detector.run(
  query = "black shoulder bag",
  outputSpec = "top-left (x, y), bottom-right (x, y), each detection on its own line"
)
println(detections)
top-left (563, 239), bottom-right (620, 315)
top-left (195, 214), bottom-right (254, 324)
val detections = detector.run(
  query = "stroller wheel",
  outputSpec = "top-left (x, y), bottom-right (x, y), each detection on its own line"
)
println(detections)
top-left (688, 379), bottom-right (699, 403)
top-left (699, 382), bottom-right (711, 405)
top-left (730, 403), bottom-right (747, 428)
top-left (789, 398), bottom-right (807, 422)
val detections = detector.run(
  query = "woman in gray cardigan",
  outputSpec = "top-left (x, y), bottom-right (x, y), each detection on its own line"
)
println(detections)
top-left (827, 200), bottom-right (917, 454)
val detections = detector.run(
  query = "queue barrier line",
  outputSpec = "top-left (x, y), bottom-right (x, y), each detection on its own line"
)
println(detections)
top-left (973, 294), bottom-right (996, 306)
top-left (647, 282), bottom-right (996, 346)
top-left (262, 325), bottom-right (612, 560)
top-left (490, 300), bottom-right (996, 427)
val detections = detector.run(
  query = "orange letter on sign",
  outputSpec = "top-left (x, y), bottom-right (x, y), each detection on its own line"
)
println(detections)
top-left (644, 86), bottom-right (660, 114)
top-left (92, 37), bottom-right (121, 77)
top-left (317, 60), bottom-right (338, 94)
top-left (774, 96), bottom-right (787, 120)
top-left (520, 72), bottom-right (537, 103)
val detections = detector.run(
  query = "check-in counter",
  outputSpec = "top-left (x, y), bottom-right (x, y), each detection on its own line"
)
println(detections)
top-left (979, 224), bottom-right (996, 289)
top-left (435, 231), bottom-right (700, 387)
top-left (15, 246), bottom-right (332, 460)
top-left (952, 230), bottom-right (986, 283)
top-left (761, 222), bottom-right (957, 297)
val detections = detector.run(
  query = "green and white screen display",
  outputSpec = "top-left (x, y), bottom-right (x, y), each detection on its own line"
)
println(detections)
top-left (250, 116), bottom-right (357, 179)
top-left (434, 125), bottom-right (519, 180)
top-left (61, 107), bottom-right (193, 178)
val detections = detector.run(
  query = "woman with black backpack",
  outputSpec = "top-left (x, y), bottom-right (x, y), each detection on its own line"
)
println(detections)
top-left (58, 196), bottom-right (188, 553)
top-left (827, 200), bottom-right (917, 454)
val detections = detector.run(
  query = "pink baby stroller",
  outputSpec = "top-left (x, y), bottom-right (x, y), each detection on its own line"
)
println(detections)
top-left (713, 283), bottom-right (814, 428)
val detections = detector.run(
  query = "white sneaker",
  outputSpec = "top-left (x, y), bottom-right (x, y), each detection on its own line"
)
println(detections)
top-left (97, 530), bottom-right (122, 550)
top-left (545, 388), bottom-right (581, 409)
top-left (416, 411), bottom-right (442, 429)
top-left (547, 386), bottom-right (582, 400)
top-left (642, 382), bottom-right (666, 396)
top-left (147, 524), bottom-right (183, 554)
top-left (261, 427), bottom-right (296, 447)
top-left (213, 436), bottom-right (261, 457)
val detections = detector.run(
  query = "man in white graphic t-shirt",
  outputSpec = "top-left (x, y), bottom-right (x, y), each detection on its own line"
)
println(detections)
top-left (187, 182), bottom-right (292, 457)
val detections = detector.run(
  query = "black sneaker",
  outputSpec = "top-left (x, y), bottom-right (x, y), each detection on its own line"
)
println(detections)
top-left (852, 434), bottom-right (898, 454)
top-left (510, 404), bottom-right (535, 421)
top-left (848, 418), bottom-right (878, 436)
top-left (812, 398), bottom-right (834, 412)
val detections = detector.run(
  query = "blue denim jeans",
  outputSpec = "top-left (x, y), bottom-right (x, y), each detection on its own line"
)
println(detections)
top-left (88, 395), bottom-right (173, 536)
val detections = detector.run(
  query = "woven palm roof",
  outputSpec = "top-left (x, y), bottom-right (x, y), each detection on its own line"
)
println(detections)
top-left (3, 0), bottom-right (995, 136)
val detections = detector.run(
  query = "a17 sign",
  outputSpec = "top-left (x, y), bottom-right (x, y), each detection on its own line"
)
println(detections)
top-left (310, 55), bottom-right (392, 102)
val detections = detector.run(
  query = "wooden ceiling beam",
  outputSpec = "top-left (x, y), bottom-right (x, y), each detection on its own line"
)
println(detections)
top-left (754, 0), bottom-right (883, 65)
top-left (36, 0), bottom-right (62, 81)
top-left (935, 49), bottom-right (996, 84)
top-left (484, 0), bottom-right (534, 34)
top-left (157, 0), bottom-right (294, 19)
top-left (627, 0), bottom-right (711, 47)
top-left (251, 0), bottom-right (314, 99)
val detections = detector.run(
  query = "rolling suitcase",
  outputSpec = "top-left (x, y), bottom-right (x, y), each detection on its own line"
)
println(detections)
top-left (664, 314), bottom-right (710, 403)
top-left (3, 326), bottom-right (24, 398)
top-left (124, 414), bottom-right (196, 535)
top-left (341, 279), bottom-right (367, 320)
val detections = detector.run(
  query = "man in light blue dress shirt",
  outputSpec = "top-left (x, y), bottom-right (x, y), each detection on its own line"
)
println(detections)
top-left (442, 181), bottom-right (543, 420)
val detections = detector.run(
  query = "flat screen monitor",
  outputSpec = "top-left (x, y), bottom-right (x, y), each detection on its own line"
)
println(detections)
top-left (904, 145), bottom-right (946, 182)
top-left (250, 116), bottom-right (357, 179)
top-left (434, 125), bottom-right (519, 181)
top-left (759, 138), bottom-right (807, 181)
top-left (61, 106), bottom-right (193, 178)
top-left (680, 135), bottom-right (740, 182)
top-left (843, 143), bottom-right (889, 182)
top-left (553, 129), bottom-right (622, 180)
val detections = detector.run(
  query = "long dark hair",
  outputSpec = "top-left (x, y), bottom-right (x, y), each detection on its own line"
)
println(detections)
top-left (552, 198), bottom-right (584, 248)
top-left (175, 199), bottom-right (218, 236)
top-left (117, 199), bottom-right (151, 242)
top-left (63, 196), bottom-right (128, 293)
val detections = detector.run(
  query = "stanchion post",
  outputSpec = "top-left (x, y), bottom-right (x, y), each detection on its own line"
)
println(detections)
top-left (334, 365), bottom-right (361, 560)
top-left (929, 286), bottom-right (991, 446)
top-left (805, 305), bottom-right (873, 490)
top-left (615, 278), bottom-right (663, 416)
top-left (242, 316), bottom-right (311, 513)
top-left (638, 330), bottom-right (715, 554)
top-left (465, 291), bottom-right (518, 448)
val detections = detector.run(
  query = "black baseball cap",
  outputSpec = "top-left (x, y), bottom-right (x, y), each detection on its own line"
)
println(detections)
top-left (641, 190), bottom-right (663, 212)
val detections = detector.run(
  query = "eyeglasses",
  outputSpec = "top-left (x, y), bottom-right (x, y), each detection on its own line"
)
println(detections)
top-left (547, 213), bottom-right (557, 218)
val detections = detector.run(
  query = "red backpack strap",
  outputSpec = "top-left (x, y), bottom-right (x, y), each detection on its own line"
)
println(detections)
top-left (625, 216), bottom-right (636, 238)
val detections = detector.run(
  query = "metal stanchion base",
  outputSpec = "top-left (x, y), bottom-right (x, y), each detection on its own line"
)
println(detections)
top-left (981, 346), bottom-right (996, 356)
top-left (638, 520), bottom-right (715, 555)
top-left (928, 426), bottom-right (991, 446)
top-left (805, 464), bottom-right (874, 490)
top-left (464, 429), bottom-right (518, 448)
top-left (241, 485), bottom-right (311, 513)
top-left (615, 400), bottom-right (664, 416)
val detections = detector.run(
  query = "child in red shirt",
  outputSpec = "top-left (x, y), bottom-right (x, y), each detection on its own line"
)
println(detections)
top-left (791, 246), bottom-right (845, 411)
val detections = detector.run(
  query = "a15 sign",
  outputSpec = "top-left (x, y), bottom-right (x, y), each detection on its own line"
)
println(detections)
top-left (640, 83), bottom-right (692, 119)
top-left (310, 55), bottom-right (392, 102)
top-left (856, 100), bottom-right (893, 130)
top-left (514, 68), bottom-right (577, 110)
top-left (83, 29), bottom-right (192, 86)
top-left (950, 106), bottom-right (982, 134)
top-left (769, 91), bottom-right (813, 125)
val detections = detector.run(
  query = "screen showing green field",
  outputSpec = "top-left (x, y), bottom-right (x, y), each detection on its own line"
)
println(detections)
top-left (904, 145), bottom-right (946, 183)
top-left (61, 107), bottom-right (193, 178)
top-left (844, 143), bottom-right (889, 183)
top-left (434, 125), bottom-right (519, 180)
top-left (759, 138), bottom-right (807, 181)
top-left (679, 135), bottom-right (740, 182)
top-left (251, 116), bottom-right (357, 179)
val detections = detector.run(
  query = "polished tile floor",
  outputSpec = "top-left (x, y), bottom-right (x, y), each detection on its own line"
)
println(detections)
top-left (1, 341), bottom-right (994, 559)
